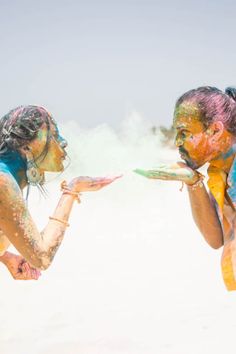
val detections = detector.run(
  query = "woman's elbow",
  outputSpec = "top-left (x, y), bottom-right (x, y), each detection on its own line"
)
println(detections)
top-left (28, 253), bottom-right (52, 270)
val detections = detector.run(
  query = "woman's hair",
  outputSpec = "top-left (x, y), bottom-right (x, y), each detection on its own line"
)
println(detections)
top-left (175, 86), bottom-right (236, 135)
top-left (0, 105), bottom-right (51, 154)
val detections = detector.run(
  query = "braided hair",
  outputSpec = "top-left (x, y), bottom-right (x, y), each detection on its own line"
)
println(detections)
top-left (0, 105), bottom-right (51, 155)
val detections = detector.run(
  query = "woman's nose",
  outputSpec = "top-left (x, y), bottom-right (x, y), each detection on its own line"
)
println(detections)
top-left (60, 139), bottom-right (68, 149)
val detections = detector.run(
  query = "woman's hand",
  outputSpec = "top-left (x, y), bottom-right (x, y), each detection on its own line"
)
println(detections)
top-left (134, 162), bottom-right (200, 185)
top-left (1, 252), bottom-right (41, 280)
top-left (67, 175), bottom-right (122, 192)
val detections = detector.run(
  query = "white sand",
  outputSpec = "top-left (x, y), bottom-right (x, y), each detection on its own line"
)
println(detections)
top-left (0, 119), bottom-right (234, 354)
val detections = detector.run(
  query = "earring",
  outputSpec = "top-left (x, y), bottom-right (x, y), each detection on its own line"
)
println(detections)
top-left (25, 151), bottom-right (44, 186)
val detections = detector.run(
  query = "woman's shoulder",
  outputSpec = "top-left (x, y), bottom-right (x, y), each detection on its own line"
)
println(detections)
top-left (0, 169), bottom-right (21, 195)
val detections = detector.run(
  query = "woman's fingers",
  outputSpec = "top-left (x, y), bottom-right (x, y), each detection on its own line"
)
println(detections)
top-left (20, 261), bottom-right (41, 280)
top-left (95, 178), bottom-right (118, 186)
top-left (35, 269), bottom-right (41, 279)
top-left (21, 261), bottom-right (29, 272)
top-left (93, 175), bottom-right (122, 188)
top-left (30, 268), bottom-right (41, 280)
top-left (84, 175), bottom-right (122, 190)
top-left (92, 175), bottom-right (122, 184)
top-left (70, 175), bottom-right (122, 192)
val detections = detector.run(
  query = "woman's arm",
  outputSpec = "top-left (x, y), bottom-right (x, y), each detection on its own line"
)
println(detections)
top-left (0, 173), bottom-right (75, 269)
top-left (0, 173), bottom-right (118, 270)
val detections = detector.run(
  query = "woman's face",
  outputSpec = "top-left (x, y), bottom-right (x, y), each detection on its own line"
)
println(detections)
top-left (29, 120), bottom-right (68, 172)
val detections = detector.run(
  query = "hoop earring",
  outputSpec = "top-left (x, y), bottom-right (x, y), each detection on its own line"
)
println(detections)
top-left (25, 151), bottom-right (44, 186)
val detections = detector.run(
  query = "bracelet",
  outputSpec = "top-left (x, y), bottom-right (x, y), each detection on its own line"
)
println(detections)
top-left (179, 172), bottom-right (205, 192)
top-left (60, 180), bottom-right (81, 203)
top-left (187, 172), bottom-right (205, 190)
top-left (49, 216), bottom-right (70, 227)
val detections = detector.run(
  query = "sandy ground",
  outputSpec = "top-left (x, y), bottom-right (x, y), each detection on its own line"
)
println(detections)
top-left (0, 125), bottom-right (235, 354)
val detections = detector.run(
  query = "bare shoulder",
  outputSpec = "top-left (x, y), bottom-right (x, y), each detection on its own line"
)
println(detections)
top-left (0, 171), bottom-right (22, 196)
top-left (0, 171), bottom-right (25, 217)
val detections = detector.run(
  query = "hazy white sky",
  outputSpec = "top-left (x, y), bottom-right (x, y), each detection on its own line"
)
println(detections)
top-left (0, 0), bottom-right (235, 128)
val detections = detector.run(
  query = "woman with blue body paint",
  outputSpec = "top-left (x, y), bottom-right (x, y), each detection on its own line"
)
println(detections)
top-left (0, 106), bottom-right (118, 280)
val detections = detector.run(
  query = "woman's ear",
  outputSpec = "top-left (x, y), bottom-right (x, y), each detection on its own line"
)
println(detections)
top-left (18, 145), bottom-right (31, 155)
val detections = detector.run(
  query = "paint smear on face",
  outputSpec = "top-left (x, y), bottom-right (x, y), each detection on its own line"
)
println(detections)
top-left (174, 104), bottom-right (212, 168)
